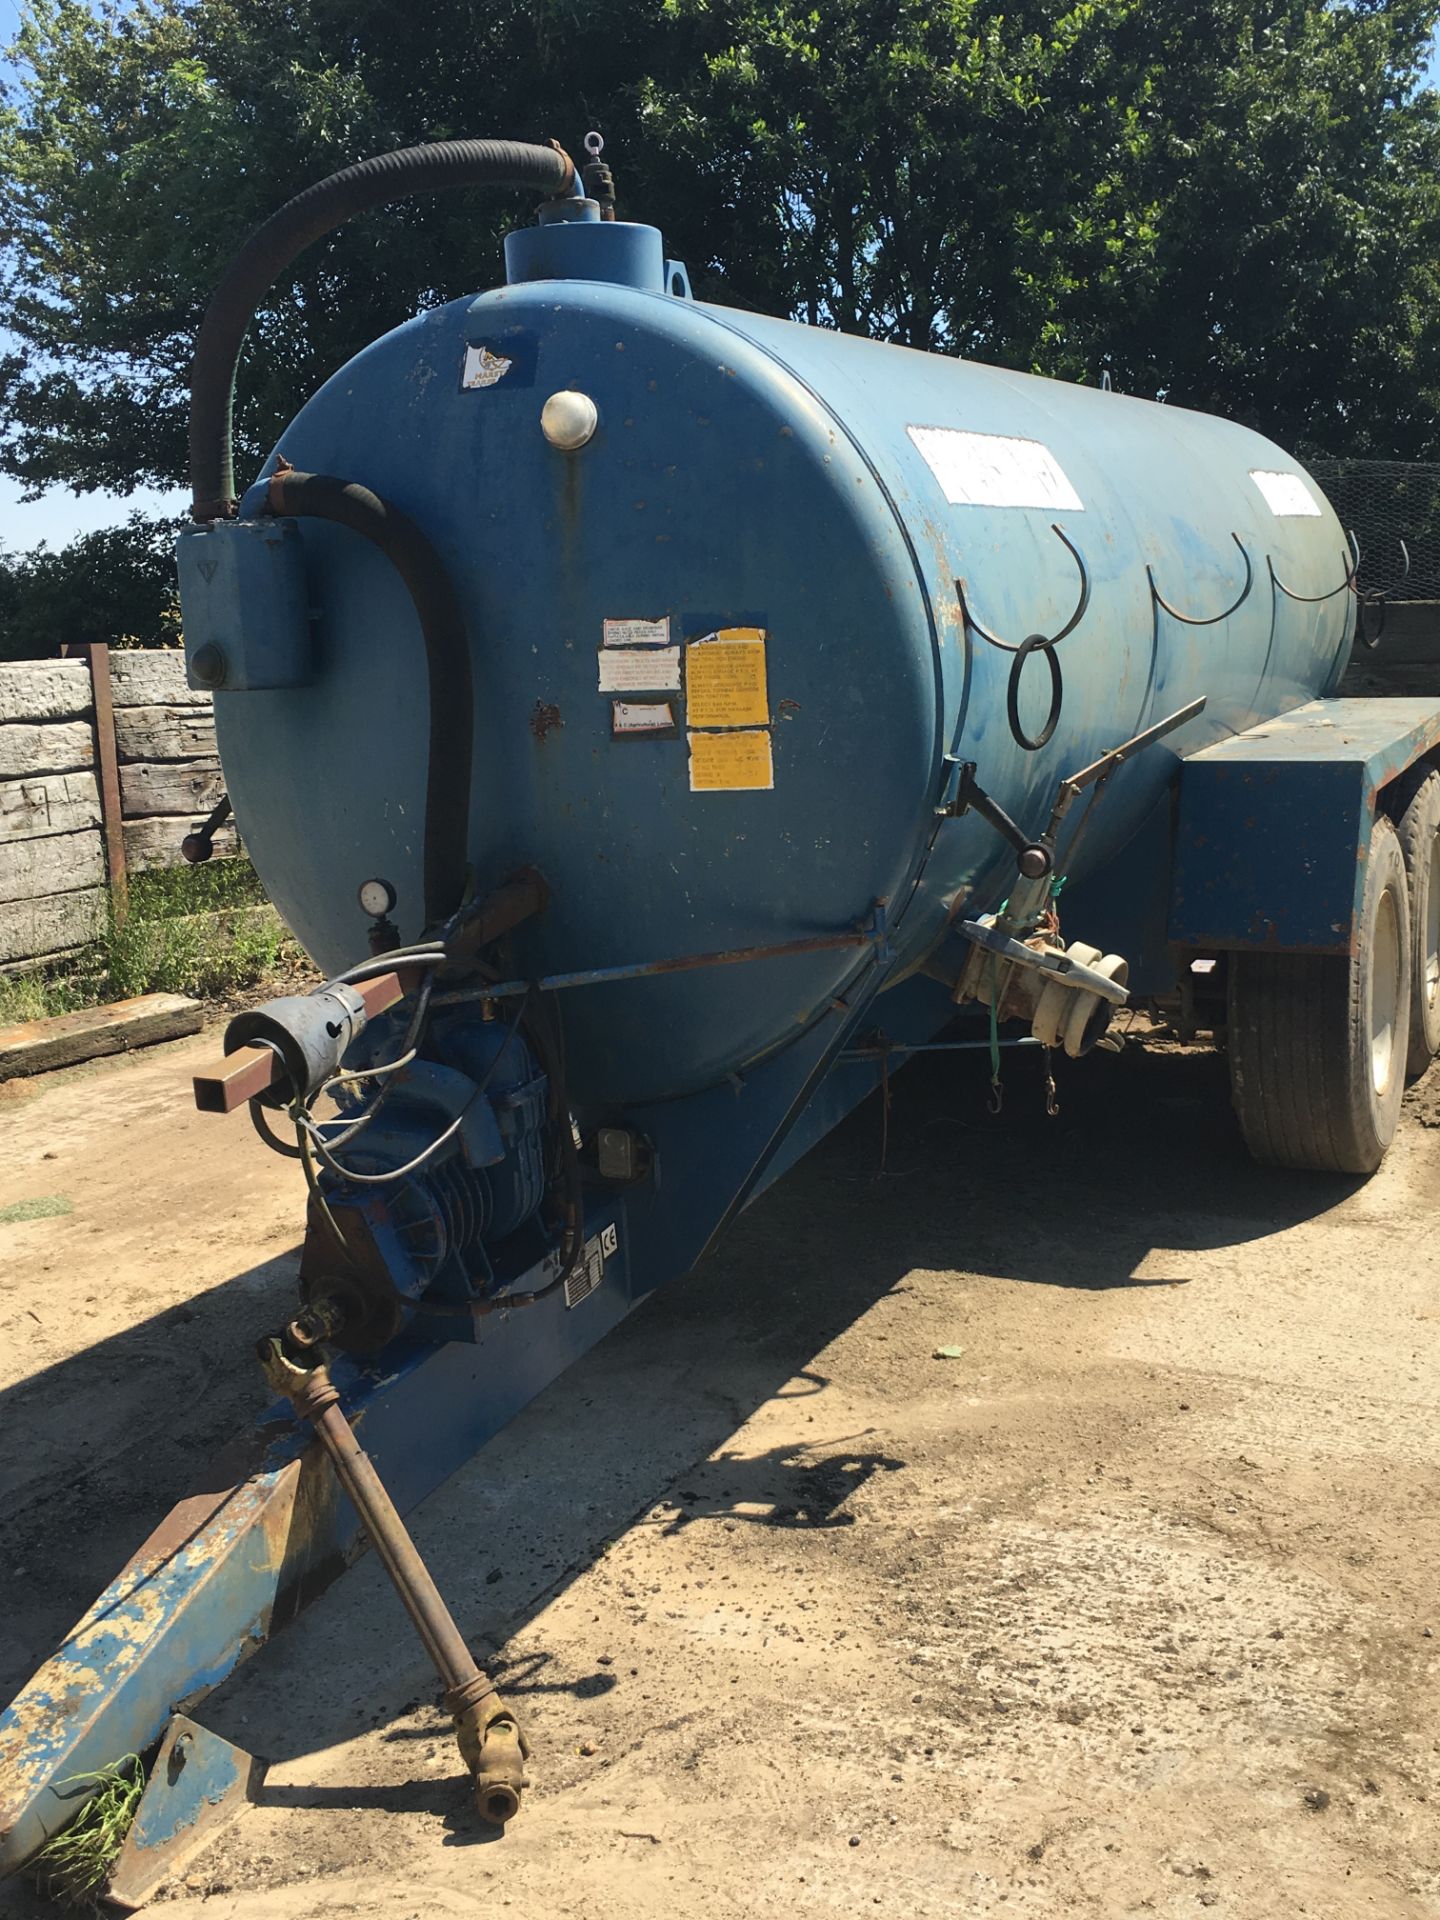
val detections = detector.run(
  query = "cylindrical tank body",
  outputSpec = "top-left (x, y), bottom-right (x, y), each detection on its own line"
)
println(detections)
top-left (214, 218), bottom-right (1353, 1106)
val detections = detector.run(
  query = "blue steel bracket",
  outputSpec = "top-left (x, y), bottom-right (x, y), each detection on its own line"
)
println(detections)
top-left (1169, 697), bottom-right (1440, 953)
top-left (175, 520), bottom-right (312, 692)
top-left (105, 1716), bottom-right (263, 1911)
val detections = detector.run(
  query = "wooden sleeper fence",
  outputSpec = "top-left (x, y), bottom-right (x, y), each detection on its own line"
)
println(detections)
top-left (0, 647), bottom-right (240, 971)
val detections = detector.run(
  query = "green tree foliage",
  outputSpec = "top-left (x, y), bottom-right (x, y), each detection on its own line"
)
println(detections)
top-left (0, 512), bottom-right (180, 659)
top-left (0, 0), bottom-right (1437, 540)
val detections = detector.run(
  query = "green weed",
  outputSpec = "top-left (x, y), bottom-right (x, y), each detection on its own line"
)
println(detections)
top-left (0, 859), bottom-right (300, 1026)
top-left (30, 1753), bottom-right (144, 1910)
top-left (0, 1195), bottom-right (73, 1223)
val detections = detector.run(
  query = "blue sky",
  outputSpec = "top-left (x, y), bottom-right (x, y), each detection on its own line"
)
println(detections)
top-left (0, 8), bottom-right (1438, 550)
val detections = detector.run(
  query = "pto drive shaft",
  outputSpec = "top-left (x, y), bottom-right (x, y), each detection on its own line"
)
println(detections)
top-left (260, 1337), bottom-right (528, 1823)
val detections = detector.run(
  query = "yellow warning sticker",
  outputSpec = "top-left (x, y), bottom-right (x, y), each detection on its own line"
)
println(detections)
top-left (688, 728), bottom-right (774, 792)
top-left (686, 628), bottom-right (769, 728)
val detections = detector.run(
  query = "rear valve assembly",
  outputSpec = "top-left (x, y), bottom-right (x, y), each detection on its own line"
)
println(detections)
top-left (945, 698), bottom-right (1207, 1058)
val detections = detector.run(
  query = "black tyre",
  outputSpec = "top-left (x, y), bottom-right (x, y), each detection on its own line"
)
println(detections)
top-left (1397, 770), bottom-right (1440, 1079)
top-left (1228, 812), bottom-right (1411, 1174)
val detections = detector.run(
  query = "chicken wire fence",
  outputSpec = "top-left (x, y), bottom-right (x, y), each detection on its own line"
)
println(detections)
top-left (1307, 460), bottom-right (1440, 601)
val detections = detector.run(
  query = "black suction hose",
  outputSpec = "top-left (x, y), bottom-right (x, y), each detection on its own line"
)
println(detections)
top-left (188, 137), bottom-right (576, 520)
top-left (187, 136), bottom-right (576, 928)
top-left (265, 468), bottom-right (471, 929)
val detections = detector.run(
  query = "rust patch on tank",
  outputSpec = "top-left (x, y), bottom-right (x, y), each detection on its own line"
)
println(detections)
top-left (531, 701), bottom-right (564, 743)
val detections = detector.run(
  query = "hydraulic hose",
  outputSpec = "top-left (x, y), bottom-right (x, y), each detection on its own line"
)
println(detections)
top-left (266, 468), bottom-right (472, 927)
top-left (188, 137), bottom-right (575, 519)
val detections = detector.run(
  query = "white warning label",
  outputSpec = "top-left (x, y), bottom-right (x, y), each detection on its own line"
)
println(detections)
top-left (1249, 470), bottom-right (1322, 517)
top-left (597, 647), bottom-right (681, 693)
top-left (906, 425), bottom-right (1084, 511)
top-left (603, 616), bottom-right (671, 647)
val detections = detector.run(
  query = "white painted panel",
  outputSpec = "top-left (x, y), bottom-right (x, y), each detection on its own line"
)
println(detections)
top-left (906, 426), bottom-right (1084, 512)
top-left (1249, 469), bottom-right (1322, 517)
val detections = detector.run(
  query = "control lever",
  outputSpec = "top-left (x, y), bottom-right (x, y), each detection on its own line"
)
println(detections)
top-left (949, 696), bottom-right (1206, 935)
top-left (181, 792), bottom-right (233, 864)
top-left (948, 696), bottom-right (1207, 1057)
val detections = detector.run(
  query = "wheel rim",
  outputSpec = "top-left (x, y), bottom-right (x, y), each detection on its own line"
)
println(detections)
top-left (1371, 883), bottom-right (1402, 1095)
top-left (1425, 830), bottom-right (1440, 1018)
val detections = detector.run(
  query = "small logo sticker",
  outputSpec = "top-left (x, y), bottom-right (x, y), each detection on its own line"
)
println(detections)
top-left (463, 345), bottom-right (513, 390)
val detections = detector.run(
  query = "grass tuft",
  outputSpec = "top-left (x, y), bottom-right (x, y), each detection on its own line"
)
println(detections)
top-left (30, 1753), bottom-right (145, 1910)
top-left (0, 1195), bottom-right (73, 1224)
top-left (0, 859), bottom-right (303, 1027)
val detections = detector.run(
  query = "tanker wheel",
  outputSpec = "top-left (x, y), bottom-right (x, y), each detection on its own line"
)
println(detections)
top-left (1397, 769), bottom-right (1440, 1078)
top-left (1227, 812), bottom-right (1411, 1175)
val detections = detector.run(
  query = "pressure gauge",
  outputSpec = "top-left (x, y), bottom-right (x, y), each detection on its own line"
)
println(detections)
top-left (358, 877), bottom-right (397, 919)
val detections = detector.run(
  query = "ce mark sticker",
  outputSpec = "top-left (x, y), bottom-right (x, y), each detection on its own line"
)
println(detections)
top-left (564, 1221), bottom-right (619, 1309)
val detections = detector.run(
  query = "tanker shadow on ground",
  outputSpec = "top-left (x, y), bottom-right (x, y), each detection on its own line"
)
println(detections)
top-left (0, 1041), bottom-right (1361, 1786)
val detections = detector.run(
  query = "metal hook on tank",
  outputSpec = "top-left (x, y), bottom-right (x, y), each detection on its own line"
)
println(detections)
top-left (956, 523), bottom-right (1091, 754)
top-left (957, 522), bottom-right (1090, 656)
top-left (1147, 532), bottom-right (1254, 627)
top-left (1267, 545), bottom-right (1356, 605)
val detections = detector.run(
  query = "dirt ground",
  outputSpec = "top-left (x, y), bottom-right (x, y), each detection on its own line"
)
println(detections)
top-left (0, 1021), bottom-right (1437, 1919)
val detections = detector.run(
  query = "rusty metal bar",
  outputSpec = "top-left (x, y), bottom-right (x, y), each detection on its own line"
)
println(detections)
top-left (85, 642), bottom-right (128, 924)
top-left (432, 904), bottom-right (889, 1005)
top-left (192, 968), bottom-right (419, 1113)
top-left (265, 1349), bottom-right (527, 1825)
top-left (441, 866), bottom-right (549, 974)
top-left (312, 1399), bottom-right (479, 1684)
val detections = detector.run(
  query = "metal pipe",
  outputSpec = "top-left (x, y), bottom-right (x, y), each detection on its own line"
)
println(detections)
top-left (312, 1401), bottom-right (477, 1686)
top-left (264, 1348), bottom-right (527, 1825)
top-left (837, 1037), bottom-right (1042, 1062)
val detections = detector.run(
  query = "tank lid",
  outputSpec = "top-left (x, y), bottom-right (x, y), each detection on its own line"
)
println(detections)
top-left (504, 215), bottom-right (669, 292)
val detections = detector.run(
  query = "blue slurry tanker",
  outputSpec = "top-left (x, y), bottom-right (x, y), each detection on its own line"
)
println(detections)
top-left (4, 133), bottom-right (1439, 1901)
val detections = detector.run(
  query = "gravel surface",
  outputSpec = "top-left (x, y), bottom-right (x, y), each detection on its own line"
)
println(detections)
top-left (1, 1027), bottom-right (1437, 1918)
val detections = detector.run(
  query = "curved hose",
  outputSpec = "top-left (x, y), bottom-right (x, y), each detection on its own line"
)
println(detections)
top-left (189, 137), bottom-right (576, 518)
top-left (266, 468), bottom-right (472, 927)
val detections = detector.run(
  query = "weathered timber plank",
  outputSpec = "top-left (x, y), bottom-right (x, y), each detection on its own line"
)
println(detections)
top-left (0, 660), bottom-right (92, 724)
top-left (0, 886), bottom-right (105, 965)
top-left (114, 704), bottom-right (217, 763)
top-left (109, 650), bottom-right (208, 709)
top-left (0, 829), bottom-right (103, 905)
top-left (124, 816), bottom-right (241, 871)
top-left (0, 991), bottom-right (203, 1081)
top-left (119, 760), bottom-right (224, 817)
top-left (0, 720), bottom-right (95, 779)
top-left (0, 773), bottom-right (102, 844)
top-left (0, 942), bottom-right (88, 978)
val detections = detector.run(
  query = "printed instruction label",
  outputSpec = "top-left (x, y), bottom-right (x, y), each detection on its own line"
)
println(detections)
top-left (612, 699), bottom-right (676, 736)
top-left (603, 616), bottom-right (671, 647)
top-left (597, 646), bottom-right (681, 694)
top-left (1249, 470), bottom-right (1322, 518)
top-left (688, 727), bottom-right (774, 791)
top-left (686, 628), bottom-right (769, 728)
top-left (462, 344), bottom-right (512, 389)
top-left (906, 425), bottom-right (1084, 511)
